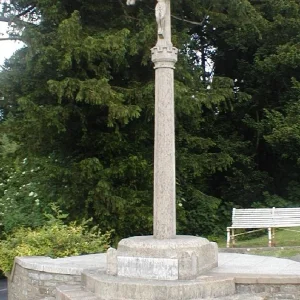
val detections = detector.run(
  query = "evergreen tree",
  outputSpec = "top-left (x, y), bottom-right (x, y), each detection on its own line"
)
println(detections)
top-left (3, 0), bottom-right (300, 240)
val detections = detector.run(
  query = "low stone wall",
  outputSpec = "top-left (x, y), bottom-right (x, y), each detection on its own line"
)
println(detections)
top-left (237, 284), bottom-right (300, 299)
top-left (8, 263), bottom-right (80, 300)
top-left (235, 276), bottom-right (300, 299)
top-left (8, 254), bottom-right (106, 300)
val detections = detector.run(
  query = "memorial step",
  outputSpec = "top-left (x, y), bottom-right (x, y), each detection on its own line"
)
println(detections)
top-left (56, 286), bottom-right (268, 300)
top-left (209, 294), bottom-right (267, 300)
top-left (56, 285), bottom-right (101, 300)
top-left (80, 270), bottom-right (235, 299)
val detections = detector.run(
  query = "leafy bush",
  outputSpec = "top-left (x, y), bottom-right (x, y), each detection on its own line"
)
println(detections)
top-left (0, 153), bottom-right (65, 234)
top-left (0, 206), bottom-right (111, 273)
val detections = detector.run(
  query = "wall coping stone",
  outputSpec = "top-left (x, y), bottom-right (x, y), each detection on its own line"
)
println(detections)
top-left (13, 253), bottom-right (106, 276)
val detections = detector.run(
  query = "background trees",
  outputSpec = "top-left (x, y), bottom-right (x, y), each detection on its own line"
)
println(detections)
top-left (1, 0), bottom-right (300, 241)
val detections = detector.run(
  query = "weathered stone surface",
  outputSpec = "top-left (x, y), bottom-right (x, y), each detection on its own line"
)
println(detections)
top-left (8, 254), bottom-right (106, 300)
top-left (106, 248), bottom-right (117, 276)
top-left (152, 44), bottom-right (177, 240)
top-left (83, 270), bottom-right (235, 300)
top-left (207, 295), bottom-right (267, 300)
top-left (10, 253), bottom-right (300, 300)
top-left (145, 0), bottom-right (178, 240)
top-left (117, 256), bottom-right (178, 280)
top-left (116, 235), bottom-right (218, 280)
top-left (118, 235), bottom-right (210, 255)
top-left (56, 285), bottom-right (101, 300)
top-left (196, 242), bottom-right (219, 274)
top-left (236, 283), bottom-right (300, 296)
top-left (178, 250), bottom-right (198, 280)
top-left (14, 254), bottom-right (106, 275)
top-left (8, 263), bottom-right (80, 300)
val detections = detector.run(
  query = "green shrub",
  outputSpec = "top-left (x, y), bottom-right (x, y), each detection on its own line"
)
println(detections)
top-left (0, 154), bottom-right (58, 234)
top-left (0, 206), bottom-right (111, 273)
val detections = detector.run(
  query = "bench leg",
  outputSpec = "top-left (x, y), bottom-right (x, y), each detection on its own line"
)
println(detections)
top-left (231, 228), bottom-right (235, 247)
top-left (272, 228), bottom-right (275, 246)
top-left (268, 227), bottom-right (272, 247)
top-left (227, 228), bottom-right (230, 248)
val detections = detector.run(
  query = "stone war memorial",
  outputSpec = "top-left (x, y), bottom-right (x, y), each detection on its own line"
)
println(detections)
top-left (7, 1), bottom-right (300, 300)
top-left (105, 0), bottom-right (218, 286)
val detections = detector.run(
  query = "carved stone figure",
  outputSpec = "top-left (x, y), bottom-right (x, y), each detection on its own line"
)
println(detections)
top-left (155, 0), bottom-right (166, 38)
top-left (126, 0), bottom-right (136, 5)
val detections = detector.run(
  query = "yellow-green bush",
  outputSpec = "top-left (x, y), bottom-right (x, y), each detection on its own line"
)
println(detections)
top-left (0, 207), bottom-right (111, 273)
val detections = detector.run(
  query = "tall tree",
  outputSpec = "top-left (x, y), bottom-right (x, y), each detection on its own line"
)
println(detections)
top-left (4, 0), bottom-right (295, 240)
top-left (198, 0), bottom-right (300, 211)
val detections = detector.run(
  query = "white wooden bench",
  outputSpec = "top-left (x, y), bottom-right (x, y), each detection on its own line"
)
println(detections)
top-left (227, 207), bottom-right (300, 247)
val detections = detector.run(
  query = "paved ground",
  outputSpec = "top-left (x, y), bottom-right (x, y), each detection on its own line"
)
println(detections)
top-left (16, 251), bottom-right (300, 279)
top-left (289, 254), bottom-right (300, 262)
top-left (0, 279), bottom-right (7, 300)
top-left (213, 252), bottom-right (300, 275)
top-left (16, 251), bottom-right (300, 278)
top-left (204, 252), bottom-right (300, 287)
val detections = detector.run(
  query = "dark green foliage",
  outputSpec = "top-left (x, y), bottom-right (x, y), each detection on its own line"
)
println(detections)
top-left (2, 0), bottom-right (300, 242)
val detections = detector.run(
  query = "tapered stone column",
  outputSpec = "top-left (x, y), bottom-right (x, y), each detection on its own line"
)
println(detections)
top-left (152, 46), bottom-right (178, 239)
top-left (152, 0), bottom-right (178, 240)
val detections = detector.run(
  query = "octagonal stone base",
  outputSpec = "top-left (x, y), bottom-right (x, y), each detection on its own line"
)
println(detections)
top-left (107, 235), bottom-right (218, 281)
top-left (79, 270), bottom-right (235, 300)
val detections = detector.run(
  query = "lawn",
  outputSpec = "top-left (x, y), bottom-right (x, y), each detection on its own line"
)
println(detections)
top-left (217, 227), bottom-right (300, 258)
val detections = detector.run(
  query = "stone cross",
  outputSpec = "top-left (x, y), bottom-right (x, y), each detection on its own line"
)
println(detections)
top-left (127, 0), bottom-right (178, 240)
top-left (106, 3), bottom-right (217, 283)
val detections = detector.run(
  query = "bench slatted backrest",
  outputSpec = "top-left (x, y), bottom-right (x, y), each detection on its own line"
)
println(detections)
top-left (231, 208), bottom-right (274, 228)
top-left (272, 208), bottom-right (300, 227)
top-left (231, 207), bottom-right (300, 228)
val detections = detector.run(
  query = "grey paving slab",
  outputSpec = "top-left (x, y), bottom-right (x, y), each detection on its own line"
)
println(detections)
top-left (15, 251), bottom-right (300, 279)
top-left (212, 253), bottom-right (300, 276)
top-left (289, 254), bottom-right (300, 262)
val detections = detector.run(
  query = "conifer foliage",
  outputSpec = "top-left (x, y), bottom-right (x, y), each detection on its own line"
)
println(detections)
top-left (2, 0), bottom-right (300, 240)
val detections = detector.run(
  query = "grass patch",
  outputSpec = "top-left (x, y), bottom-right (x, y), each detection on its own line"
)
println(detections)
top-left (216, 228), bottom-right (300, 258)
top-left (218, 227), bottom-right (300, 248)
top-left (250, 248), bottom-right (300, 258)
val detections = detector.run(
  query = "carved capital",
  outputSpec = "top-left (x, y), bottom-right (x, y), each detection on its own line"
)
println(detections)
top-left (151, 46), bottom-right (178, 69)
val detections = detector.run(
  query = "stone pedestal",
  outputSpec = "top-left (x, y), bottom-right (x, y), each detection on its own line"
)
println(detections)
top-left (107, 235), bottom-right (218, 281)
top-left (79, 270), bottom-right (235, 300)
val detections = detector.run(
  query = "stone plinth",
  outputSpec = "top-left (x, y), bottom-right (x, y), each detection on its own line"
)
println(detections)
top-left (107, 235), bottom-right (218, 280)
top-left (80, 270), bottom-right (235, 300)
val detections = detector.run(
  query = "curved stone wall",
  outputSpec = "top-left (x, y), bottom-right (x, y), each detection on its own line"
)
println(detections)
top-left (8, 254), bottom-right (106, 300)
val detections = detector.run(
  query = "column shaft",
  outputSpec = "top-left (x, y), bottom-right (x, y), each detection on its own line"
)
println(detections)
top-left (152, 0), bottom-right (177, 240)
top-left (153, 66), bottom-right (176, 239)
